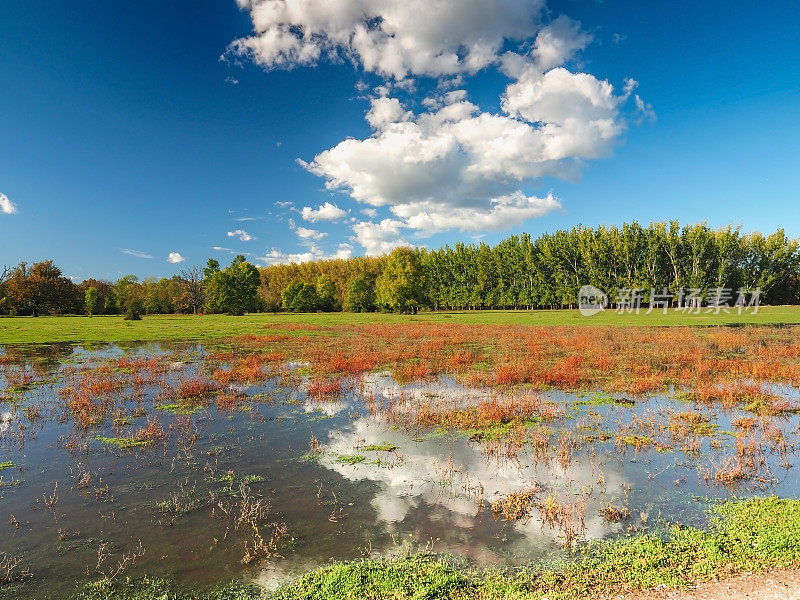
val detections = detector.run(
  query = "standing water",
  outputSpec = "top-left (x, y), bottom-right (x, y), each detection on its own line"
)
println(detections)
top-left (0, 343), bottom-right (798, 598)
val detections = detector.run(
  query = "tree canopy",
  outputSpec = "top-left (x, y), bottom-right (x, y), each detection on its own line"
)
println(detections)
top-left (1, 222), bottom-right (798, 317)
top-left (375, 247), bottom-right (427, 313)
top-left (4, 261), bottom-right (79, 316)
top-left (205, 256), bottom-right (261, 316)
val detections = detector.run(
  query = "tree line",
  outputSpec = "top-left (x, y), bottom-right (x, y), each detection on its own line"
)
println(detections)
top-left (1, 222), bottom-right (798, 317)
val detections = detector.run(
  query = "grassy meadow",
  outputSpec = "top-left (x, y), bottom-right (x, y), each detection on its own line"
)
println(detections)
top-left (3, 305), bottom-right (800, 344)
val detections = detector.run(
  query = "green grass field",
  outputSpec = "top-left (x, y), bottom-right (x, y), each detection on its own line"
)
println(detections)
top-left (67, 497), bottom-right (800, 600)
top-left (2, 306), bottom-right (800, 344)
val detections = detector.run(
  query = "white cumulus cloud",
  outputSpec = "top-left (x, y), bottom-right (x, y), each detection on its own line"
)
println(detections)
top-left (295, 226), bottom-right (327, 241)
top-left (231, 4), bottom-right (651, 256)
top-left (0, 193), bottom-right (17, 214)
top-left (229, 0), bottom-right (545, 79)
top-left (227, 229), bottom-right (254, 242)
top-left (257, 243), bottom-right (354, 265)
top-left (296, 22), bottom-right (643, 249)
top-left (302, 78), bottom-right (620, 236)
top-left (365, 97), bottom-right (413, 130)
top-left (300, 201), bottom-right (347, 222)
top-left (401, 192), bottom-right (562, 233)
top-left (531, 15), bottom-right (592, 71)
top-left (167, 252), bottom-right (186, 264)
top-left (352, 219), bottom-right (411, 256)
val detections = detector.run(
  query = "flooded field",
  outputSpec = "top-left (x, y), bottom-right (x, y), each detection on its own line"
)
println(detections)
top-left (1, 329), bottom-right (799, 598)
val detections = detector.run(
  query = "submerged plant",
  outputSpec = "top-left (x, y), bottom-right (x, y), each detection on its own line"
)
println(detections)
top-left (336, 454), bottom-right (366, 465)
top-left (95, 436), bottom-right (151, 450)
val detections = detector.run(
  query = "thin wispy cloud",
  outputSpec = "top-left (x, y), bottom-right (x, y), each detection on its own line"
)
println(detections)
top-left (121, 248), bottom-right (154, 259)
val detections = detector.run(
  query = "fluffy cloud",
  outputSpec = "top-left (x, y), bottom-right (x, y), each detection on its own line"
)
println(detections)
top-left (227, 229), bottom-right (254, 242)
top-left (302, 78), bottom-right (622, 235)
top-left (300, 201), bottom-right (347, 222)
top-left (258, 243), bottom-right (353, 265)
top-left (351, 219), bottom-right (410, 256)
top-left (297, 19), bottom-right (647, 248)
top-left (0, 193), bottom-right (17, 215)
top-left (167, 252), bottom-right (186, 264)
top-left (232, 4), bottom-right (651, 255)
top-left (531, 15), bottom-right (592, 71)
top-left (229, 0), bottom-right (545, 79)
top-left (400, 193), bottom-right (561, 233)
top-left (333, 243), bottom-right (354, 259)
top-left (365, 97), bottom-right (412, 130)
top-left (501, 68), bottom-right (630, 161)
top-left (503, 65), bottom-right (623, 127)
top-left (295, 226), bottom-right (327, 241)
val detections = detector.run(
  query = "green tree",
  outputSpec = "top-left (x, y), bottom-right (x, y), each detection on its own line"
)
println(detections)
top-left (77, 279), bottom-right (117, 315)
top-left (344, 273), bottom-right (376, 312)
top-left (119, 279), bottom-right (145, 320)
top-left (205, 256), bottom-right (261, 315)
top-left (123, 295), bottom-right (144, 320)
top-left (114, 275), bottom-right (139, 313)
top-left (281, 282), bottom-right (304, 311)
top-left (85, 286), bottom-right (99, 317)
top-left (281, 282), bottom-right (321, 312)
top-left (292, 284), bottom-right (320, 312)
top-left (375, 247), bottom-right (426, 314)
top-left (203, 258), bottom-right (220, 281)
top-left (742, 230), bottom-right (800, 304)
top-left (141, 277), bottom-right (176, 314)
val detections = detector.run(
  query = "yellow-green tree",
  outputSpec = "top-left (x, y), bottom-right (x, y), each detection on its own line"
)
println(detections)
top-left (84, 286), bottom-right (98, 317)
top-left (375, 247), bottom-right (426, 314)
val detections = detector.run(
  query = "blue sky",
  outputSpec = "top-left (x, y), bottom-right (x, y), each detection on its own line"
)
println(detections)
top-left (1, 0), bottom-right (798, 281)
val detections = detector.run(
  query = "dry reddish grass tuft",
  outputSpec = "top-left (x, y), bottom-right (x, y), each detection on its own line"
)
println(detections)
top-left (307, 378), bottom-right (342, 400)
top-left (177, 377), bottom-right (218, 399)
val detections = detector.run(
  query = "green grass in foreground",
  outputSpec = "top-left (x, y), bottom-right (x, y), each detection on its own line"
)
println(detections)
top-left (72, 496), bottom-right (800, 600)
top-left (3, 306), bottom-right (800, 344)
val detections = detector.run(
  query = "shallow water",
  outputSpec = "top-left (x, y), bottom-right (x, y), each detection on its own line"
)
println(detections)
top-left (0, 343), bottom-right (798, 598)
